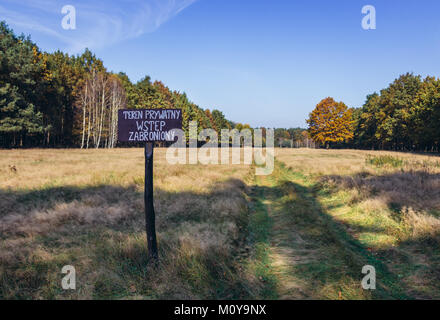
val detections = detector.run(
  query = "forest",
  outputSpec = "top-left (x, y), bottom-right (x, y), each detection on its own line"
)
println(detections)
top-left (0, 21), bottom-right (235, 148)
top-left (307, 73), bottom-right (440, 152)
top-left (1, 21), bottom-right (439, 152)
top-left (353, 73), bottom-right (440, 151)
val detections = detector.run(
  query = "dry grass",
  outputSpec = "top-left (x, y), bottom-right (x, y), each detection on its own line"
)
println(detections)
top-left (277, 148), bottom-right (440, 299)
top-left (2, 147), bottom-right (439, 299)
top-left (0, 148), bottom-right (260, 299)
top-left (276, 148), bottom-right (440, 176)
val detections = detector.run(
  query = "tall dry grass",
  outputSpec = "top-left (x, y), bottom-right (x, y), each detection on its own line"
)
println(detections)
top-left (277, 148), bottom-right (440, 298)
top-left (0, 148), bottom-right (260, 299)
top-left (2, 147), bottom-right (440, 299)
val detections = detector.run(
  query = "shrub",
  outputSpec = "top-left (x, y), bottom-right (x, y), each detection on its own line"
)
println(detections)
top-left (366, 155), bottom-right (404, 168)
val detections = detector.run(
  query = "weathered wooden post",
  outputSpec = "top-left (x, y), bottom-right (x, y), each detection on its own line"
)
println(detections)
top-left (145, 142), bottom-right (158, 260)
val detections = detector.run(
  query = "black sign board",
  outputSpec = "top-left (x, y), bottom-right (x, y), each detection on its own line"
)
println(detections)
top-left (118, 109), bottom-right (182, 142)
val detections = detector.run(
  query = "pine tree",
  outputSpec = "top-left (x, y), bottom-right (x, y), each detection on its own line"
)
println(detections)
top-left (0, 22), bottom-right (48, 147)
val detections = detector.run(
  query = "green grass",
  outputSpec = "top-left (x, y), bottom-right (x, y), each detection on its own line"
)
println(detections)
top-left (251, 161), bottom-right (407, 299)
top-left (366, 155), bottom-right (404, 168)
top-left (245, 179), bottom-right (278, 299)
top-left (317, 185), bottom-right (440, 299)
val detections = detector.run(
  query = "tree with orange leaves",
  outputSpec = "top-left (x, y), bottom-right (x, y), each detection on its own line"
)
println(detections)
top-left (307, 97), bottom-right (354, 148)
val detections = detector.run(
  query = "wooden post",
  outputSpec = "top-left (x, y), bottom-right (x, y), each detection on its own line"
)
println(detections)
top-left (145, 142), bottom-right (158, 260)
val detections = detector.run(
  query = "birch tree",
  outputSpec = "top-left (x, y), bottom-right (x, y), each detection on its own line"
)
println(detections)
top-left (79, 71), bottom-right (126, 149)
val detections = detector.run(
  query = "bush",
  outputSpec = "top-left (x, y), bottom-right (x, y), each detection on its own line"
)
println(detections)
top-left (366, 155), bottom-right (404, 168)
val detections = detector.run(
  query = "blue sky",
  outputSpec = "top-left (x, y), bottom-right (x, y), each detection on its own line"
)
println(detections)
top-left (1, 0), bottom-right (440, 128)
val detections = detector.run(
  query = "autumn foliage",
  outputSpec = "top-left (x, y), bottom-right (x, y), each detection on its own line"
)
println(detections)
top-left (307, 97), bottom-right (354, 147)
top-left (0, 22), bottom-right (234, 148)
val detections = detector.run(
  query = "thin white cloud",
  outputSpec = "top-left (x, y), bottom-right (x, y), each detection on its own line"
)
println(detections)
top-left (0, 0), bottom-right (198, 53)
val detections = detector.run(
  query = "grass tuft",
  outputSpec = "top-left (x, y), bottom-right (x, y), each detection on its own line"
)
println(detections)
top-left (366, 155), bottom-right (404, 168)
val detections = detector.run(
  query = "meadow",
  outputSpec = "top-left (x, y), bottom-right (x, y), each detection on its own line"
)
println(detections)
top-left (0, 148), bottom-right (439, 299)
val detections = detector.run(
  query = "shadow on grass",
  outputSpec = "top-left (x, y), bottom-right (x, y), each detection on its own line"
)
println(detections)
top-left (250, 162), bottom-right (440, 299)
top-left (250, 184), bottom-right (405, 299)
top-left (320, 171), bottom-right (440, 213)
top-left (2, 169), bottom-right (438, 300)
top-left (312, 170), bottom-right (440, 299)
top-left (0, 179), bottom-right (264, 300)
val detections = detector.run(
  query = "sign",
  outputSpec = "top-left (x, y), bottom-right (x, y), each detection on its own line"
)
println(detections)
top-left (118, 109), bottom-right (182, 142)
top-left (117, 108), bottom-right (184, 261)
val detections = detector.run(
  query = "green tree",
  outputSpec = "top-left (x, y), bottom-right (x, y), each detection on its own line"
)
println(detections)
top-left (375, 73), bottom-right (422, 150)
top-left (353, 93), bottom-right (380, 149)
top-left (412, 76), bottom-right (440, 151)
top-left (0, 22), bottom-right (49, 147)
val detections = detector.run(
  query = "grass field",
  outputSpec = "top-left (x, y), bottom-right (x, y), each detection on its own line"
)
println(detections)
top-left (1, 148), bottom-right (439, 299)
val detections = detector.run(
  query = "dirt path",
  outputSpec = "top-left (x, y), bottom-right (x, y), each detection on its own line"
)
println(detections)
top-left (251, 161), bottom-right (403, 300)
top-left (256, 175), bottom-right (314, 299)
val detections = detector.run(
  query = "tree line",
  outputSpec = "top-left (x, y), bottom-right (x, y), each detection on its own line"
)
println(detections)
top-left (307, 73), bottom-right (440, 152)
top-left (273, 128), bottom-right (313, 148)
top-left (4, 21), bottom-right (437, 152)
top-left (0, 22), bottom-right (235, 148)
